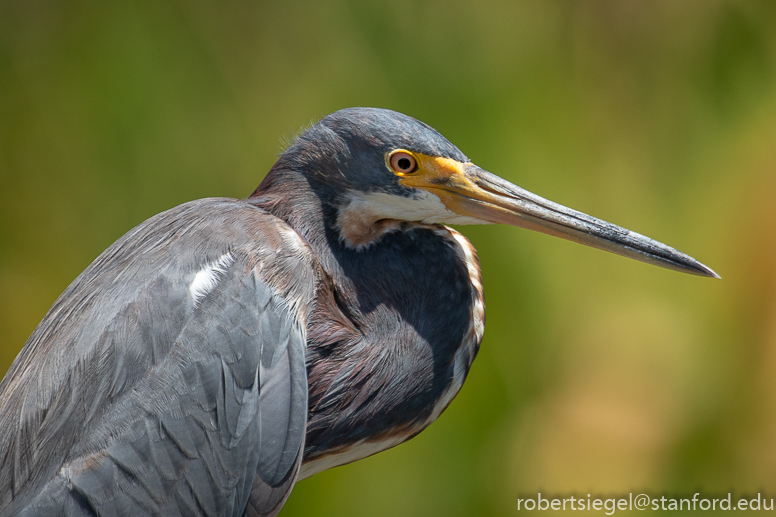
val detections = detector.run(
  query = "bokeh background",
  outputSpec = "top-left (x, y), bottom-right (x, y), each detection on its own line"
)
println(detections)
top-left (1, 0), bottom-right (775, 515)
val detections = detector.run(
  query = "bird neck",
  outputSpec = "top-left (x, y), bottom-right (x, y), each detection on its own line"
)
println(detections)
top-left (250, 165), bottom-right (485, 475)
top-left (249, 164), bottom-right (388, 279)
top-left (250, 165), bottom-right (330, 248)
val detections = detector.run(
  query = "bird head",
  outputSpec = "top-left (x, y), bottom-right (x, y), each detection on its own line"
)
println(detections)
top-left (258, 107), bottom-right (717, 277)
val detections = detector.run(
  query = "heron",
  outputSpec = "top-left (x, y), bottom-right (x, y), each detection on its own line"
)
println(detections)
top-left (0, 108), bottom-right (717, 516)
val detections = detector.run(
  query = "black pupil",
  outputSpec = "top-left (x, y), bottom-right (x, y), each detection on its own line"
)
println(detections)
top-left (397, 157), bottom-right (412, 171)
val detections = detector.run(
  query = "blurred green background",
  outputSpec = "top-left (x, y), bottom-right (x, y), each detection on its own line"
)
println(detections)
top-left (1, 0), bottom-right (775, 515)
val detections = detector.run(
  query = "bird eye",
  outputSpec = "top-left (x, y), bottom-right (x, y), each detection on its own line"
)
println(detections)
top-left (389, 151), bottom-right (418, 175)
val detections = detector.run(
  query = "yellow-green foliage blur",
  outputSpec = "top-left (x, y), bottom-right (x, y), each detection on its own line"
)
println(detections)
top-left (1, 1), bottom-right (775, 515)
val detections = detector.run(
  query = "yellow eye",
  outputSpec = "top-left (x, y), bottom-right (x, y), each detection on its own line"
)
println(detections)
top-left (389, 151), bottom-right (418, 175)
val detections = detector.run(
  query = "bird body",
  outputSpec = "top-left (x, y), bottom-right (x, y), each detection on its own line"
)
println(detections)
top-left (0, 108), bottom-right (716, 516)
top-left (0, 199), bottom-right (314, 516)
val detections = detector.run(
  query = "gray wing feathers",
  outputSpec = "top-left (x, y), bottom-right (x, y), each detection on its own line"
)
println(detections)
top-left (242, 301), bottom-right (308, 517)
top-left (0, 199), bottom-right (317, 517)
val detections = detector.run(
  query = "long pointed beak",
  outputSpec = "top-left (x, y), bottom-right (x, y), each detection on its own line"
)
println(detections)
top-left (402, 157), bottom-right (719, 278)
